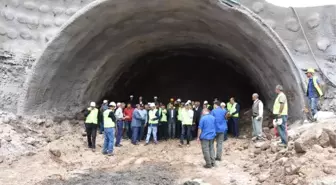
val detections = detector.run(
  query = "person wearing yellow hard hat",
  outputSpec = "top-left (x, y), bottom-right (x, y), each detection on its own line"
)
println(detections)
top-left (305, 68), bottom-right (323, 121)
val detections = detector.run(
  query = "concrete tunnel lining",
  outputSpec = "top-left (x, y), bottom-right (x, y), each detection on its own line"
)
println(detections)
top-left (21, 0), bottom-right (305, 120)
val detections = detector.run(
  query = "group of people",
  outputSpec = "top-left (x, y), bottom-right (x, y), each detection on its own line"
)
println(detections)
top-left (83, 68), bottom-right (323, 167)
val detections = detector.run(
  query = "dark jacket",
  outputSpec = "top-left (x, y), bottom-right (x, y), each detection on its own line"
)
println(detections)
top-left (108, 111), bottom-right (117, 122)
top-left (167, 108), bottom-right (177, 122)
top-left (193, 106), bottom-right (202, 124)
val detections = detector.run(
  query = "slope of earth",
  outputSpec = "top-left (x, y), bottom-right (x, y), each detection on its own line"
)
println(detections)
top-left (0, 113), bottom-right (336, 185)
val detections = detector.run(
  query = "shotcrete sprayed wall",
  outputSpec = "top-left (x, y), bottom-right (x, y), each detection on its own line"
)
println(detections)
top-left (0, 0), bottom-right (335, 119)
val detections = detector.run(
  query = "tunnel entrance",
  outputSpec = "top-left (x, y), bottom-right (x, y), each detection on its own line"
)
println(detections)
top-left (106, 46), bottom-right (258, 109)
top-left (21, 0), bottom-right (305, 121)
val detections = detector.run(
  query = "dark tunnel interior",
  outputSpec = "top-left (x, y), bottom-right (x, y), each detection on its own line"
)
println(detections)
top-left (102, 47), bottom-right (262, 109)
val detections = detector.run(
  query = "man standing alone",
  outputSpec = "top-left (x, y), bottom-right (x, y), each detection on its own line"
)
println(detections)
top-left (305, 68), bottom-right (323, 121)
top-left (273, 85), bottom-right (288, 147)
top-left (197, 108), bottom-right (216, 168)
top-left (211, 101), bottom-right (227, 161)
top-left (84, 102), bottom-right (99, 152)
top-left (252, 93), bottom-right (264, 141)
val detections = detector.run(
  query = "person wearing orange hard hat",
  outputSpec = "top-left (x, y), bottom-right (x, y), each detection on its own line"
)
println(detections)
top-left (305, 68), bottom-right (323, 121)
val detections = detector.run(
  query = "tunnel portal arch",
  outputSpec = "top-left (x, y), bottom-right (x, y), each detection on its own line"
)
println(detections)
top-left (20, 0), bottom-right (306, 120)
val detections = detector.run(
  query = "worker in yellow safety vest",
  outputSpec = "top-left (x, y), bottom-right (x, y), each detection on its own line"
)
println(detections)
top-left (273, 85), bottom-right (288, 147)
top-left (305, 68), bottom-right (323, 120)
top-left (102, 102), bottom-right (117, 156)
top-left (159, 104), bottom-right (168, 140)
top-left (180, 103), bottom-right (194, 146)
top-left (84, 102), bottom-right (99, 152)
top-left (145, 103), bottom-right (160, 145)
top-left (227, 97), bottom-right (240, 138)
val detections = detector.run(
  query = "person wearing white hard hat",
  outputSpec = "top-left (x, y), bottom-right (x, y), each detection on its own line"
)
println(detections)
top-left (203, 100), bottom-right (211, 110)
top-left (99, 100), bottom-right (109, 134)
top-left (180, 103), bottom-right (194, 147)
top-left (115, 102), bottom-right (126, 147)
top-left (220, 102), bottom-right (226, 109)
top-left (102, 102), bottom-right (117, 156)
top-left (145, 103), bottom-right (160, 145)
top-left (84, 101), bottom-right (99, 152)
top-left (305, 68), bottom-right (323, 121)
top-left (128, 95), bottom-right (135, 108)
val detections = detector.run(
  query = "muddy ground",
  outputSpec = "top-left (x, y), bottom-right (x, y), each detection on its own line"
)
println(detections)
top-left (0, 114), bottom-right (336, 185)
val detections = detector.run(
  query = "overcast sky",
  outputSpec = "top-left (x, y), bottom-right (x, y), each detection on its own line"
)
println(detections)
top-left (266, 0), bottom-right (336, 7)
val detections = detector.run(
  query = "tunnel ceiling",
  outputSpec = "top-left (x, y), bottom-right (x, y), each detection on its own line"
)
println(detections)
top-left (22, 0), bottom-right (305, 120)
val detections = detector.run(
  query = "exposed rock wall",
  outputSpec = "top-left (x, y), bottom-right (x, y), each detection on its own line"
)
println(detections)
top-left (0, 0), bottom-right (335, 116)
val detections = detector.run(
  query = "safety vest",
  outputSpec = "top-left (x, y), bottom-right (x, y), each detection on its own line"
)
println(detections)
top-left (306, 76), bottom-right (323, 97)
top-left (148, 109), bottom-right (159, 124)
top-left (227, 102), bottom-right (232, 112)
top-left (273, 92), bottom-right (288, 115)
top-left (160, 109), bottom-right (167, 122)
top-left (182, 109), bottom-right (193, 125)
top-left (103, 109), bottom-right (115, 128)
top-left (177, 107), bottom-right (183, 121)
top-left (85, 108), bottom-right (98, 124)
top-left (229, 103), bottom-right (239, 118)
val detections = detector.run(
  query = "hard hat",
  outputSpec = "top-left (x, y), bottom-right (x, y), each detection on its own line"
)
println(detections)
top-left (117, 102), bottom-right (121, 106)
top-left (204, 100), bottom-right (208, 104)
top-left (90, 102), bottom-right (96, 107)
top-left (306, 68), bottom-right (315, 73)
top-left (150, 103), bottom-right (155, 107)
top-left (220, 102), bottom-right (226, 106)
top-left (170, 98), bottom-right (174, 102)
top-left (154, 96), bottom-right (158, 99)
top-left (109, 102), bottom-right (116, 106)
top-left (130, 95), bottom-right (133, 98)
top-left (177, 99), bottom-right (181, 102)
top-left (103, 100), bottom-right (108, 103)
top-left (186, 100), bottom-right (191, 105)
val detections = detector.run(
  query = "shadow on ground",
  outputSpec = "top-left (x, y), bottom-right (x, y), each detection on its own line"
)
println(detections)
top-left (38, 163), bottom-right (177, 185)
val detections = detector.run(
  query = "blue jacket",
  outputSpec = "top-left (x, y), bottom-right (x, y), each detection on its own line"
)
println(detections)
top-left (131, 109), bottom-right (144, 127)
top-left (211, 107), bottom-right (228, 133)
top-left (199, 114), bottom-right (216, 140)
top-left (308, 77), bottom-right (320, 98)
top-left (138, 109), bottom-right (148, 125)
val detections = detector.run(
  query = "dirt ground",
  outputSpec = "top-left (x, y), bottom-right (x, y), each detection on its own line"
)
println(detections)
top-left (0, 115), bottom-right (336, 185)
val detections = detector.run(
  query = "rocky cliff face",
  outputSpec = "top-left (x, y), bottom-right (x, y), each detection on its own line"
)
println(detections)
top-left (0, 0), bottom-right (335, 117)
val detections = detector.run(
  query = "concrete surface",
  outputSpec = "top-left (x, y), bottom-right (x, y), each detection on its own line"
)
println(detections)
top-left (0, 0), bottom-right (335, 119)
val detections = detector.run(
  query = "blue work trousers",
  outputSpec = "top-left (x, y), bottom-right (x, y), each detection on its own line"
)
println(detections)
top-left (103, 128), bottom-right (114, 154)
top-left (277, 115), bottom-right (288, 145)
top-left (231, 118), bottom-right (239, 137)
top-left (308, 97), bottom-right (319, 117)
top-left (132, 126), bottom-right (140, 144)
top-left (146, 124), bottom-right (158, 143)
top-left (115, 120), bottom-right (123, 145)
